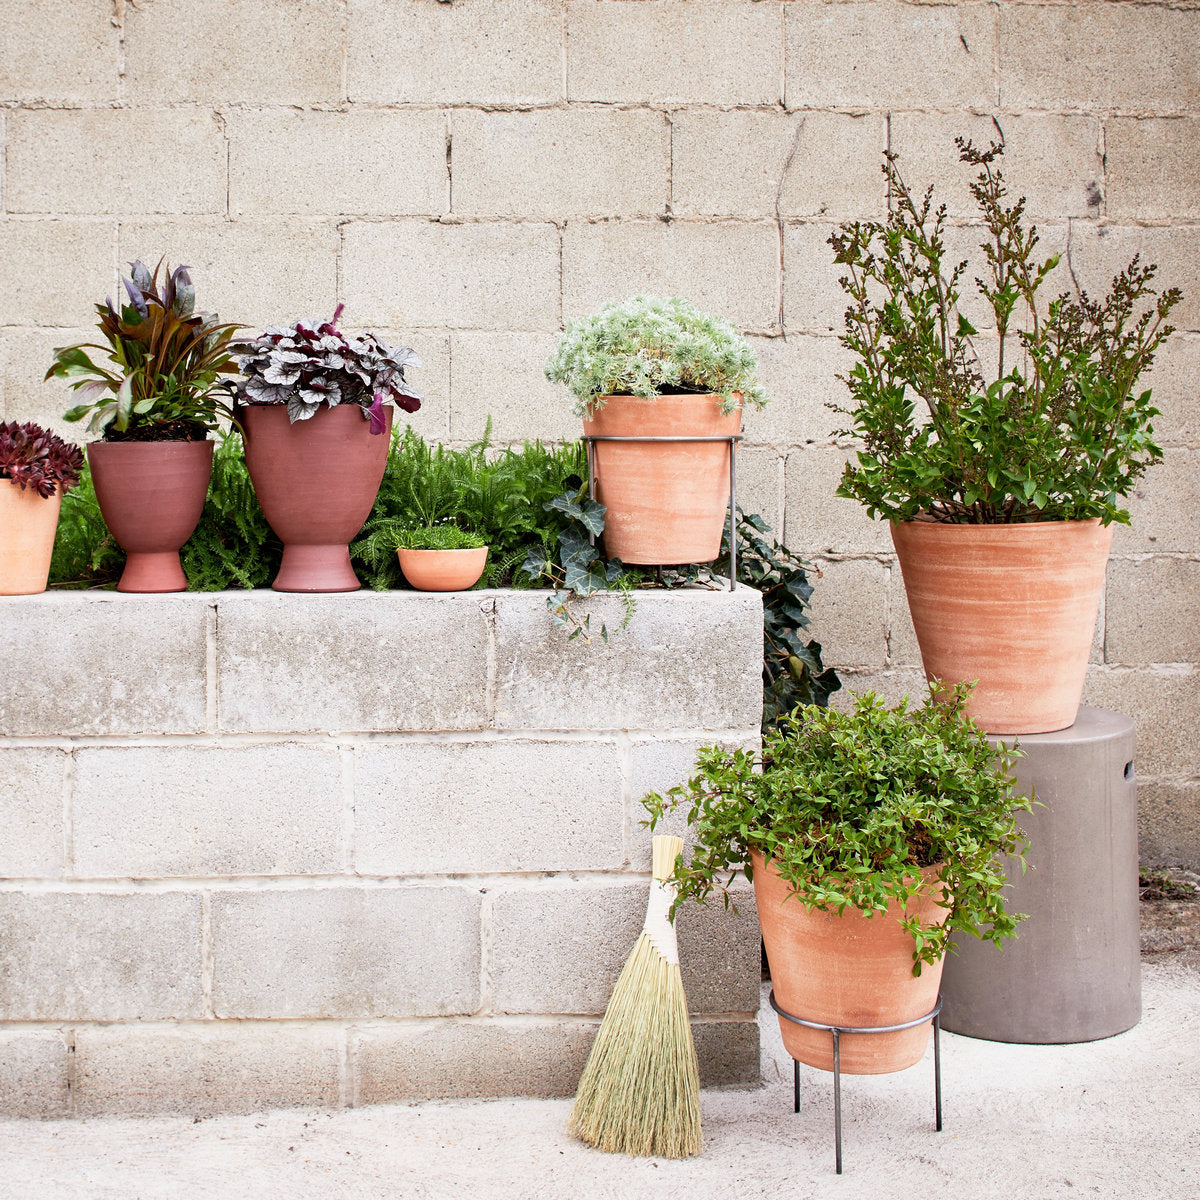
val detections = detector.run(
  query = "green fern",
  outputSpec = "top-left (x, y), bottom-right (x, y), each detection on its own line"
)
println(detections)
top-left (47, 467), bottom-right (122, 588)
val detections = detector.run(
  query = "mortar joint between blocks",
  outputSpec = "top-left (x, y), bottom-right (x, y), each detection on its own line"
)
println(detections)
top-left (200, 891), bottom-right (215, 1019)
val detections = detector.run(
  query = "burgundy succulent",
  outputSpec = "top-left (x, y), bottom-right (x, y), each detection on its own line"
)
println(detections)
top-left (237, 304), bottom-right (423, 433)
top-left (0, 421), bottom-right (84, 498)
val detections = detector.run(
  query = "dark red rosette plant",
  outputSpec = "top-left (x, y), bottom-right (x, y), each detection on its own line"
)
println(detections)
top-left (0, 421), bottom-right (85, 498)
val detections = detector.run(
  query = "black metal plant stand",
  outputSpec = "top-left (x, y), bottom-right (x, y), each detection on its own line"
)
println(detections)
top-left (769, 990), bottom-right (944, 1175)
top-left (582, 434), bottom-right (743, 590)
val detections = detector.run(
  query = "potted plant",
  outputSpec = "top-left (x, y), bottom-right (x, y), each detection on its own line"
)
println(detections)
top-left (393, 525), bottom-right (489, 592)
top-left (544, 295), bottom-right (767, 566)
top-left (644, 684), bottom-right (1028, 1074)
top-left (0, 421), bottom-right (85, 595)
top-left (830, 139), bottom-right (1181, 733)
top-left (46, 259), bottom-right (243, 593)
top-left (235, 306), bottom-right (423, 592)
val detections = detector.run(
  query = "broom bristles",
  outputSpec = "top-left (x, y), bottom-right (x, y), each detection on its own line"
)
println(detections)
top-left (568, 835), bottom-right (702, 1159)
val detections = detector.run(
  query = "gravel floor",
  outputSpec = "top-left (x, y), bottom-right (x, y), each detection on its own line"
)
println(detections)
top-left (1, 880), bottom-right (1197, 1200)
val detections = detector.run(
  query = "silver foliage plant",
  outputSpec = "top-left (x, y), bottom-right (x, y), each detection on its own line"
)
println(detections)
top-left (237, 304), bottom-right (424, 432)
top-left (545, 295), bottom-right (769, 417)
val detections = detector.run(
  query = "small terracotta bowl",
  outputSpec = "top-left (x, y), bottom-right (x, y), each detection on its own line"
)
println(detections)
top-left (397, 546), bottom-right (489, 592)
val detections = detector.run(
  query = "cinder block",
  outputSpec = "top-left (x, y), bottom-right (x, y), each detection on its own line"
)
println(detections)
top-left (744, 333), bottom-right (853, 447)
top-left (0, 0), bottom-right (118, 104)
top-left (562, 220), bottom-right (779, 333)
top-left (452, 109), bottom-right (668, 220)
top-left (0, 593), bottom-right (208, 737)
top-left (0, 748), bottom-right (66, 878)
top-left (830, 667), bottom-right (929, 712)
top-left (7, 110), bottom-right (225, 215)
top-left (887, 560), bottom-right (923, 670)
top-left (1137, 781), bottom-right (1200, 870)
top-left (228, 109), bottom-right (447, 217)
top-left (784, 1), bottom-right (996, 110)
top-left (0, 891), bottom-right (202, 1020)
top-left (493, 590), bottom-right (763, 734)
top-left (734, 446), bottom-right (784, 537)
top-left (673, 111), bottom-right (886, 222)
top-left (1106, 559), bottom-right (1200, 667)
top-left (0, 328), bottom-right (95, 432)
top-left (347, 0), bottom-right (563, 105)
top-left (73, 744), bottom-right (344, 879)
top-left (803, 557), bottom-right (889, 671)
top-left (783, 446), bottom-right (892, 556)
top-left (782, 222), bottom-right (847, 335)
top-left (1113, 450), bottom-right (1200, 554)
top-left (1082, 666), bottom-right (1200, 778)
top-left (889, 113), bottom-right (1104, 220)
top-left (119, 218), bottom-right (340, 331)
top-left (73, 1023), bottom-right (342, 1117)
top-left (567, 0), bottom-right (781, 105)
top-left (1106, 118), bottom-right (1200, 221)
top-left (0, 220), bottom-right (115, 326)
top-left (0, 1030), bottom-right (69, 1117)
top-left (1142, 334), bottom-right (1200, 446)
top-left (342, 220), bottom-right (560, 330)
top-left (215, 592), bottom-right (491, 734)
top-left (490, 880), bottom-right (760, 1016)
top-left (211, 885), bottom-right (482, 1019)
top-left (999, 3), bottom-right (1200, 113)
top-left (125, 0), bottom-right (342, 104)
top-left (1068, 223), bottom-right (1200, 334)
top-left (692, 1018), bottom-right (760, 1087)
top-left (353, 739), bottom-right (625, 875)
top-left (449, 330), bottom-right (577, 443)
top-left (354, 1017), bottom-right (596, 1102)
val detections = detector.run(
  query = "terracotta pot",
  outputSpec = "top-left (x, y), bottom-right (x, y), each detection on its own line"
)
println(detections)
top-left (890, 518), bottom-right (1114, 734)
top-left (753, 851), bottom-right (948, 1075)
top-left (397, 546), bottom-right (488, 592)
top-left (87, 440), bottom-right (214, 593)
top-left (242, 404), bottom-right (392, 593)
top-left (0, 481), bottom-right (63, 595)
top-left (583, 393), bottom-right (742, 565)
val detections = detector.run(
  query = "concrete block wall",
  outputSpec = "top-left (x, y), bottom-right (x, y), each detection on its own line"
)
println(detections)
top-left (0, 4), bottom-right (1196, 850)
top-left (0, 588), bottom-right (764, 1117)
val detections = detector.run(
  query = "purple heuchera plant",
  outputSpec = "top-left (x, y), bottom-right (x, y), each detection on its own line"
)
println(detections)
top-left (0, 422), bottom-right (84, 498)
top-left (236, 305), bottom-right (423, 434)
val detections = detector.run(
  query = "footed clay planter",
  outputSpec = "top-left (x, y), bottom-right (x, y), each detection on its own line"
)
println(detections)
top-left (583, 393), bottom-right (742, 565)
top-left (87, 440), bottom-right (214, 593)
top-left (242, 404), bottom-right (392, 592)
top-left (397, 546), bottom-right (488, 592)
top-left (753, 851), bottom-right (948, 1075)
top-left (0, 481), bottom-right (63, 595)
top-left (890, 518), bottom-right (1114, 734)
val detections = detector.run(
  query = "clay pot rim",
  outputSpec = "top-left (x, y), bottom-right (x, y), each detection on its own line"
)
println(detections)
top-left (892, 514), bottom-right (1103, 531)
top-left (396, 546), bottom-right (489, 558)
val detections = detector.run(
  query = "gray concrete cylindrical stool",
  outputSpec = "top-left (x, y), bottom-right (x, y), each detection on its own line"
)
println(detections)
top-left (940, 707), bottom-right (1140, 1043)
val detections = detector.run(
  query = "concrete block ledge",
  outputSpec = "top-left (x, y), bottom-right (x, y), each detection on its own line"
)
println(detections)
top-left (0, 587), bottom-right (764, 1116)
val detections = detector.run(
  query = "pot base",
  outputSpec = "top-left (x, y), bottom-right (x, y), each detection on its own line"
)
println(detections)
top-left (272, 544), bottom-right (361, 593)
top-left (118, 550), bottom-right (187, 593)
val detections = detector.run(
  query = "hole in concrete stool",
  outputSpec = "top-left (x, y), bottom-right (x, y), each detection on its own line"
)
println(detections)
top-left (1124, 760), bottom-right (1134, 780)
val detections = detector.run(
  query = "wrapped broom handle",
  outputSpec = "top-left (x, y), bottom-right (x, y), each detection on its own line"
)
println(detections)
top-left (644, 835), bottom-right (684, 966)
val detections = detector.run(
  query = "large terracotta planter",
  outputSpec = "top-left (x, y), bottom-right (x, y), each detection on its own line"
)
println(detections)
top-left (890, 518), bottom-right (1114, 735)
top-left (88, 440), bottom-right (214, 593)
top-left (397, 546), bottom-right (488, 592)
top-left (242, 404), bottom-right (392, 592)
top-left (753, 851), bottom-right (948, 1075)
top-left (583, 393), bottom-right (742, 565)
top-left (0, 481), bottom-right (63, 595)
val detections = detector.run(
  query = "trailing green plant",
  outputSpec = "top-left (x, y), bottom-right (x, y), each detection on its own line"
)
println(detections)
top-left (236, 305), bottom-right (422, 431)
top-left (393, 526), bottom-right (487, 551)
top-left (545, 294), bottom-right (768, 416)
top-left (643, 684), bottom-right (1030, 974)
top-left (0, 421), bottom-right (84, 497)
top-left (830, 139), bottom-right (1181, 525)
top-left (48, 259), bottom-right (242, 441)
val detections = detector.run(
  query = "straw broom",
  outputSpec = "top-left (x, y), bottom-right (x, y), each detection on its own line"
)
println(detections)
top-left (568, 834), bottom-right (702, 1159)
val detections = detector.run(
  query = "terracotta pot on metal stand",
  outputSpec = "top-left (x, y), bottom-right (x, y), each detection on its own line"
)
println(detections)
top-left (242, 404), bottom-right (392, 592)
top-left (583, 393), bottom-right (741, 565)
top-left (0, 482), bottom-right (63, 595)
top-left (753, 851), bottom-right (949, 1074)
top-left (890, 518), bottom-right (1113, 734)
top-left (87, 440), bottom-right (214, 593)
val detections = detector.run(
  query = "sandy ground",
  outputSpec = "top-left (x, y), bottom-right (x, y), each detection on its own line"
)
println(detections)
top-left (2, 880), bottom-right (1197, 1200)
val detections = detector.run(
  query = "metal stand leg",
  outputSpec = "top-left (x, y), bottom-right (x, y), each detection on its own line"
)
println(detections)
top-left (832, 1029), bottom-right (843, 1175)
top-left (793, 1060), bottom-right (800, 1115)
top-left (934, 1013), bottom-right (943, 1132)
